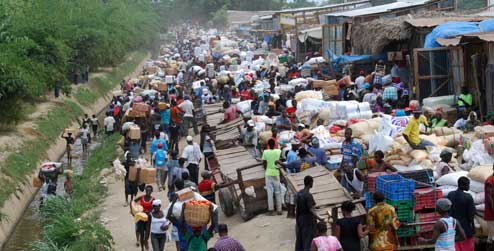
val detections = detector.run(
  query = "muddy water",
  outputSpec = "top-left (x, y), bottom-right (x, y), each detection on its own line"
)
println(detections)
top-left (2, 136), bottom-right (100, 251)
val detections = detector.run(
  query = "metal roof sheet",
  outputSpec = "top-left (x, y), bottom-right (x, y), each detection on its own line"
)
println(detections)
top-left (326, 0), bottom-right (432, 18)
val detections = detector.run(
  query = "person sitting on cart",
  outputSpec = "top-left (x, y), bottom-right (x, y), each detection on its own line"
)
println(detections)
top-left (198, 171), bottom-right (233, 204)
top-left (279, 148), bottom-right (317, 173)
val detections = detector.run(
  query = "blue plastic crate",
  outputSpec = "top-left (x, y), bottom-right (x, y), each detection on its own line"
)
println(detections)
top-left (365, 192), bottom-right (374, 208)
top-left (376, 174), bottom-right (416, 201)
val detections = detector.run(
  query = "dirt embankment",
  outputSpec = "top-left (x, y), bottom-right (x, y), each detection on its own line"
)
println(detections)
top-left (0, 53), bottom-right (151, 249)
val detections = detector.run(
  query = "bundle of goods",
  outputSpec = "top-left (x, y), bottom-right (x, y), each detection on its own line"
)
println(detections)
top-left (236, 100), bottom-right (253, 114)
top-left (474, 125), bottom-right (494, 138)
top-left (288, 78), bottom-right (309, 88)
top-left (132, 102), bottom-right (149, 113)
top-left (274, 84), bottom-right (295, 95)
top-left (311, 125), bottom-right (344, 149)
top-left (183, 200), bottom-right (212, 227)
top-left (295, 91), bottom-right (323, 102)
top-left (337, 117), bottom-right (382, 138)
top-left (128, 125), bottom-right (141, 140)
top-left (433, 127), bottom-right (462, 136)
top-left (168, 188), bottom-right (219, 224)
top-left (128, 161), bottom-right (156, 184)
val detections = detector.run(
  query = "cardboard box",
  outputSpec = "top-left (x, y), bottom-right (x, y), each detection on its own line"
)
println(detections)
top-left (64, 128), bottom-right (77, 135)
top-left (165, 67), bottom-right (178, 75)
top-left (156, 82), bottom-right (168, 92)
top-left (128, 125), bottom-right (141, 139)
top-left (128, 166), bottom-right (156, 184)
top-left (323, 85), bottom-right (339, 97)
top-left (128, 109), bottom-right (146, 118)
top-left (145, 66), bottom-right (159, 74)
top-left (133, 103), bottom-right (149, 113)
top-left (176, 187), bottom-right (194, 201)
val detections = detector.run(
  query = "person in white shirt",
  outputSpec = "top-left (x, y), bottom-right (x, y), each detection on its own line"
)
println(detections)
top-left (176, 70), bottom-right (184, 84)
top-left (79, 124), bottom-right (90, 153)
top-left (104, 112), bottom-right (116, 135)
top-left (178, 96), bottom-right (198, 136)
top-left (181, 136), bottom-right (202, 184)
top-left (355, 70), bottom-right (366, 91)
top-left (454, 112), bottom-right (468, 130)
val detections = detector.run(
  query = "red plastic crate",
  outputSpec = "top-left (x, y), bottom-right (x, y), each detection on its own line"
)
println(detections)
top-left (414, 188), bottom-right (442, 211)
top-left (367, 172), bottom-right (387, 193)
top-left (416, 212), bottom-right (441, 232)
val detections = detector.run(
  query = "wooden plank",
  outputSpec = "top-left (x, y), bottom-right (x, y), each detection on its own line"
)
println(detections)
top-left (215, 147), bottom-right (246, 155)
top-left (217, 151), bottom-right (251, 160)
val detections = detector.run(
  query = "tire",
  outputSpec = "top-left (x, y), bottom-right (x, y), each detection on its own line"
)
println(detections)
top-left (218, 188), bottom-right (235, 217)
top-left (240, 206), bottom-right (254, 221)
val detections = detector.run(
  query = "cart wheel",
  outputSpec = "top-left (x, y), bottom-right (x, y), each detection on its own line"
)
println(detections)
top-left (240, 205), bottom-right (254, 221)
top-left (218, 188), bottom-right (235, 217)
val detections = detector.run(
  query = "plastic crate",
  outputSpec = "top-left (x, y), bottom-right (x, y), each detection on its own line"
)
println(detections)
top-left (414, 187), bottom-right (442, 211)
top-left (386, 199), bottom-right (414, 222)
top-left (397, 226), bottom-right (415, 237)
top-left (399, 169), bottom-right (434, 189)
top-left (376, 174), bottom-right (416, 201)
top-left (415, 212), bottom-right (441, 232)
top-left (365, 192), bottom-right (374, 208)
top-left (367, 172), bottom-right (387, 193)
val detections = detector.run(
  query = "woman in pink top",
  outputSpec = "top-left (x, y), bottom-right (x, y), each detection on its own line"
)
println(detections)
top-left (311, 222), bottom-right (342, 251)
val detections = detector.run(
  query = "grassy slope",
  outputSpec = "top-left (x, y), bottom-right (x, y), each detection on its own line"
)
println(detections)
top-left (32, 134), bottom-right (120, 251)
top-left (0, 51), bottom-right (147, 220)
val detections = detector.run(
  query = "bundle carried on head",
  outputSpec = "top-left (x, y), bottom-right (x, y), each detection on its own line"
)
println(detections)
top-left (183, 200), bottom-right (212, 227)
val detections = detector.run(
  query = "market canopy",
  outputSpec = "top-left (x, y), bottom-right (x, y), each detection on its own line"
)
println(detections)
top-left (298, 27), bottom-right (322, 42)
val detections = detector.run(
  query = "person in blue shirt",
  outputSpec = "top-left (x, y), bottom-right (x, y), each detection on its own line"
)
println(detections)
top-left (150, 132), bottom-right (168, 160)
top-left (308, 138), bottom-right (327, 167)
top-left (152, 143), bottom-right (167, 191)
top-left (160, 105), bottom-right (171, 136)
top-left (286, 140), bottom-right (301, 173)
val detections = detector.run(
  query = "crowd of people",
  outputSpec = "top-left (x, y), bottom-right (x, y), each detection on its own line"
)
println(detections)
top-left (64, 23), bottom-right (494, 251)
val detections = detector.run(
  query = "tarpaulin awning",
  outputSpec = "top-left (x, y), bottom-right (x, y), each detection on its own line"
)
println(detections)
top-left (298, 27), bottom-right (322, 42)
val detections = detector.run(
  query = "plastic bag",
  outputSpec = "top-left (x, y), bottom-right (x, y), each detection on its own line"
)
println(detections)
top-left (368, 132), bottom-right (394, 153)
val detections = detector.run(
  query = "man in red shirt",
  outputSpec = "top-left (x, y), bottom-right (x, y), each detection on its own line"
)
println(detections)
top-left (486, 164), bottom-right (494, 249)
top-left (198, 171), bottom-right (230, 203)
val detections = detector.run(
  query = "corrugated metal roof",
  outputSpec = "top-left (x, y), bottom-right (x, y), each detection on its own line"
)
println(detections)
top-left (463, 32), bottom-right (494, 42)
top-left (326, 0), bottom-right (433, 18)
top-left (437, 32), bottom-right (494, 46)
top-left (406, 17), bottom-right (489, 28)
top-left (275, 0), bottom-right (370, 14)
top-left (473, 6), bottom-right (494, 17)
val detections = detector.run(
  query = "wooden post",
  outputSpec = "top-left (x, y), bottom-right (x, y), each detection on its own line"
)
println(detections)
top-left (471, 53), bottom-right (484, 120)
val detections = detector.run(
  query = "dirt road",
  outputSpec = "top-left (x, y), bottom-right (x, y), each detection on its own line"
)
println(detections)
top-left (100, 134), bottom-right (296, 251)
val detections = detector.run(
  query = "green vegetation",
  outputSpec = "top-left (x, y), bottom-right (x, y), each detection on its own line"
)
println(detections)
top-left (0, 49), bottom-right (147, 217)
top-left (32, 134), bottom-right (120, 251)
top-left (0, 0), bottom-right (158, 125)
top-left (73, 51), bottom-right (147, 105)
top-left (74, 88), bottom-right (99, 107)
top-left (0, 100), bottom-right (83, 211)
